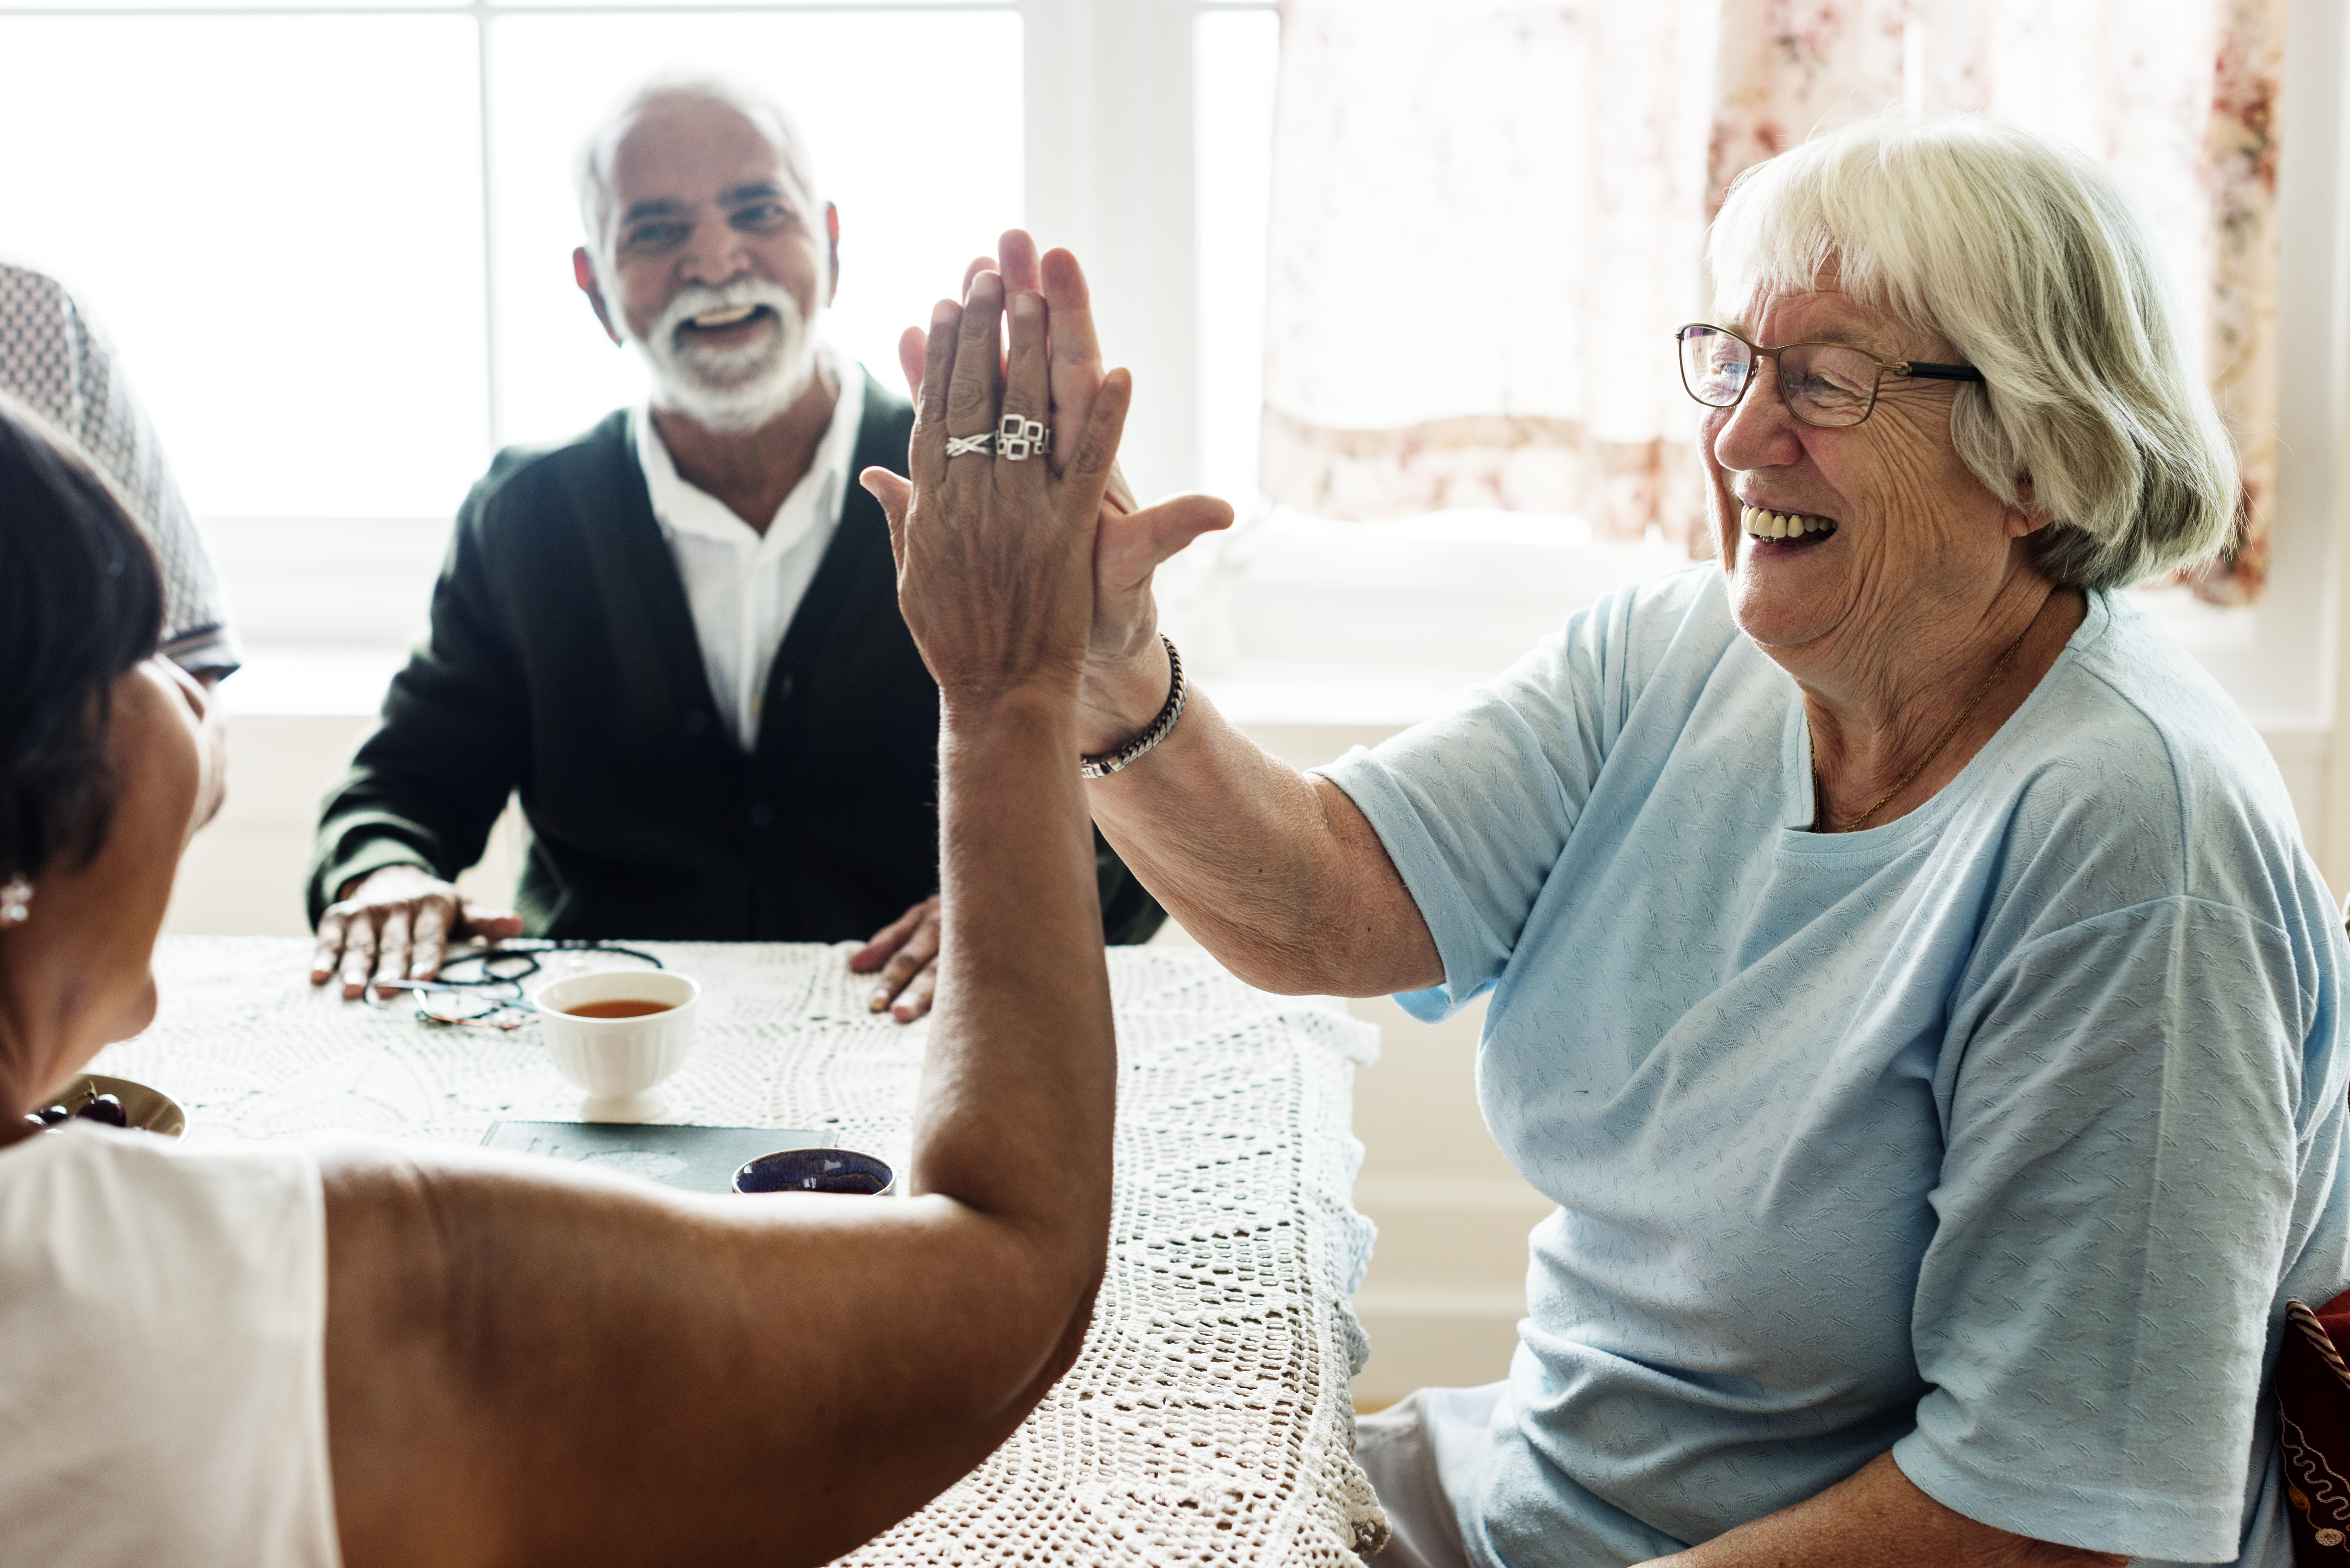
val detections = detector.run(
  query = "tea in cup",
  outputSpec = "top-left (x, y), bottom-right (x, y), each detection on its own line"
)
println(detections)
top-left (533, 970), bottom-right (700, 1121)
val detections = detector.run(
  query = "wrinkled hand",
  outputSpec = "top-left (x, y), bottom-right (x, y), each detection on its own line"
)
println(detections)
top-left (862, 270), bottom-right (1129, 710)
top-left (848, 895), bottom-right (941, 1021)
top-left (309, 863), bottom-right (525, 1000)
top-left (888, 232), bottom-right (1234, 749)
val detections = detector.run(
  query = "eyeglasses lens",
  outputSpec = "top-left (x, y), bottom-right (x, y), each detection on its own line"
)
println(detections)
top-left (1677, 329), bottom-right (1884, 428)
top-left (1776, 345), bottom-right (1877, 427)
top-left (419, 991), bottom-right (519, 1025)
top-left (1679, 326), bottom-right (1749, 407)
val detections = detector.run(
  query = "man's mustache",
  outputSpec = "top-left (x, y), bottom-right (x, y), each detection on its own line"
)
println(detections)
top-left (648, 281), bottom-right (804, 350)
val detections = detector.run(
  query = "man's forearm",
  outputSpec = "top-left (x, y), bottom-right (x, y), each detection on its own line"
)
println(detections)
top-left (307, 811), bottom-right (450, 928)
top-left (1644, 1453), bottom-right (2127, 1568)
top-left (1082, 678), bottom-right (1439, 998)
top-left (307, 702), bottom-right (518, 926)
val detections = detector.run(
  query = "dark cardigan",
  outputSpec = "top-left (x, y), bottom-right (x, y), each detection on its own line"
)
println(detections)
top-left (307, 377), bottom-right (1165, 944)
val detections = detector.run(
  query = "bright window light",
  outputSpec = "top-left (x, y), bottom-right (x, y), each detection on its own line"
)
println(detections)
top-left (12, 0), bottom-right (447, 9)
top-left (0, 7), bottom-right (1020, 518)
top-left (0, 14), bottom-right (488, 518)
top-left (1192, 5), bottom-right (1278, 510)
top-left (500, 0), bottom-right (1001, 8)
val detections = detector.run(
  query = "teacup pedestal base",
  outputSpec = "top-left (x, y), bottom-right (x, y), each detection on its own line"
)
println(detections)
top-left (579, 1090), bottom-right (667, 1123)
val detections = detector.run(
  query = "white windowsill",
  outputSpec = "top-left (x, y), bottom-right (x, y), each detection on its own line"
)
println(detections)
top-left (208, 510), bottom-right (2326, 757)
top-left (222, 645), bottom-right (409, 719)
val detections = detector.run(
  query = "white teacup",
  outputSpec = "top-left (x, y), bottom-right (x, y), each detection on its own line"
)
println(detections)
top-left (532, 969), bottom-right (700, 1122)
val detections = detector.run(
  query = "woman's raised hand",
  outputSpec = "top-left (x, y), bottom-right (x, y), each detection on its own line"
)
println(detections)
top-left (894, 233), bottom-right (1234, 751)
top-left (864, 271), bottom-right (1127, 714)
top-left (897, 234), bottom-right (1102, 485)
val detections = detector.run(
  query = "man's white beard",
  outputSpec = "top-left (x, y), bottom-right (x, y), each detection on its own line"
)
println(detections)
top-left (630, 277), bottom-right (821, 435)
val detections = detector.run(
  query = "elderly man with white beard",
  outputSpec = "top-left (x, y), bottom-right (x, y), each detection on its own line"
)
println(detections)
top-left (303, 77), bottom-right (1163, 1014)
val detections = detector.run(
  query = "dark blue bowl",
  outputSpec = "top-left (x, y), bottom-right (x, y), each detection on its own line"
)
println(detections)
top-left (733, 1147), bottom-right (896, 1196)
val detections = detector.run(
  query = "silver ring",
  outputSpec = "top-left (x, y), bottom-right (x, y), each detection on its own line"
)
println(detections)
top-left (997, 414), bottom-right (1049, 462)
top-left (944, 430), bottom-right (994, 458)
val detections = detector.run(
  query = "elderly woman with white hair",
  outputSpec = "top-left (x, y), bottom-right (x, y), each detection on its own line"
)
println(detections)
top-left (875, 119), bottom-right (2350, 1565)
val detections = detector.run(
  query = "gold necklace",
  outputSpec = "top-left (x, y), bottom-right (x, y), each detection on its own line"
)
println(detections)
top-left (1810, 626), bottom-right (2031, 833)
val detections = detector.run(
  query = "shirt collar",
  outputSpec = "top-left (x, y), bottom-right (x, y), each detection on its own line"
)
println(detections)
top-left (635, 341), bottom-right (866, 556)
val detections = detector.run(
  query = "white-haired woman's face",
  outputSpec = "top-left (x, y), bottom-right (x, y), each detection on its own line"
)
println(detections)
top-left (1702, 285), bottom-right (2047, 673)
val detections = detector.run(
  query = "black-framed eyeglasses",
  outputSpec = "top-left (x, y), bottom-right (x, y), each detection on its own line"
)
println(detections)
top-left (1674, 323), bottom-right (1985, 429)
top-left (363, 939), bottom-right (667, 1029)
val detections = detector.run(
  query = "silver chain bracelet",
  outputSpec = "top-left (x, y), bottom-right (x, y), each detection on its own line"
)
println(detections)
top-left (1080, 635), bottom-right (1187, 780)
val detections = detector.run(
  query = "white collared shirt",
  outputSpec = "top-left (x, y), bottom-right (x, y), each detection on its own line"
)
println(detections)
top-left (635, 343), bottom-right (865, 753)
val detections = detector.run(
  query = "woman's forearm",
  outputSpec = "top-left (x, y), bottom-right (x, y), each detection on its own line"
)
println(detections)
top-left (1644, 1453), bottom-right (2127, 1568)
top-left (320, 694), bottom-right (1124, 1568)
top-left (1081, 669), bottom-right (1440, 998)
top-left (911, 693), bottom-right (1116, 1252)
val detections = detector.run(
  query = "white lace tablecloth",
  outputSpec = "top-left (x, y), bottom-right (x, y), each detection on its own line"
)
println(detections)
top-left (97, 937), bottom-right (1390, 1565)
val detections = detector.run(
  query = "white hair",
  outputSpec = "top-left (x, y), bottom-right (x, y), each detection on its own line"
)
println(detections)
top-left (1709, 115), bottom-right (2239, 589)
top-left (573, 73), bottom-right (824, 270)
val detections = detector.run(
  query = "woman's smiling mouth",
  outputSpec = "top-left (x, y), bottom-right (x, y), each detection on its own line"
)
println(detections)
top-left (1741, 504), bottom-right (1839, 547)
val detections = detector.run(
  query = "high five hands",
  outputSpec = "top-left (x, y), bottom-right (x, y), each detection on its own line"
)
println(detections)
top-left (858, 265), bottom-right (1120, 759)
top-left (850, 237), bottom-right (1230, 1020)
top-left (862, 234), bottom-right (1235, 756)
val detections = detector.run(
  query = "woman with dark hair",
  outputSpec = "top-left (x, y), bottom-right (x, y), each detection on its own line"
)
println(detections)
top-left (0, 265), bottom-right (1128, 1566)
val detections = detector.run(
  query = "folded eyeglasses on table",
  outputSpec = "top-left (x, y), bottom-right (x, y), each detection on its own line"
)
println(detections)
top-left (364, 940), bottom-right (667, 1028)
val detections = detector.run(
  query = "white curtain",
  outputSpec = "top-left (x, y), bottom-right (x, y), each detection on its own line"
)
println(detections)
top-left (1260, 0), bottom-right (2283, 600)
top-left (1262, 0), bottom-right (1721, 548)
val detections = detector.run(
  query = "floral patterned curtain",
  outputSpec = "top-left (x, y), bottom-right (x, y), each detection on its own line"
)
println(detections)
top-left (1260, 0), bottom-right (2284, 601)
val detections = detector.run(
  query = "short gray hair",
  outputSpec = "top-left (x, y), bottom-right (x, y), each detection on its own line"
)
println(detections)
top-left (1709, 115), bottom-right (2239, 589)
top-left (574, 73), bottom-right (822, 266)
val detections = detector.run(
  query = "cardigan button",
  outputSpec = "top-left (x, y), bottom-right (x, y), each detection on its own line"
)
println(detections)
top-left (683, 708), bottom-right (710, 737)
top-left (747, 802), bottom-right (776, 830)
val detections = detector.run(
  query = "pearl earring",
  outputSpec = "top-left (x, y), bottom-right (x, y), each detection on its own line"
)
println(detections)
top-left (0, 877), bottom-right (31, 925)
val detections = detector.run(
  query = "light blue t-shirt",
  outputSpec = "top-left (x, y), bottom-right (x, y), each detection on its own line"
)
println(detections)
top-left (1321, 568), bottom-right (2350, 1566)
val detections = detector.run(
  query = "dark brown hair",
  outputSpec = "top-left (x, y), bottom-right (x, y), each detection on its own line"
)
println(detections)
top-left (0, 395), bottom-right (164, 886)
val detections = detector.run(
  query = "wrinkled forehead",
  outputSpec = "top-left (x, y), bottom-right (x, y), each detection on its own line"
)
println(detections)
top-left (595, 94), bottom-right (817, 225)
top-left (1708, 198), bottom-right (1957, 364)
top-left (1716, 266), bottom-right (1956, 366)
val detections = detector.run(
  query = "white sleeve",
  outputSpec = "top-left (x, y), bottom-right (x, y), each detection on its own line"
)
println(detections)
top-left (0, 1124), bottom-right (339, 1567)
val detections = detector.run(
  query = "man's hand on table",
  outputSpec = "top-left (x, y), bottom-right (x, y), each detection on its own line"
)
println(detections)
top-left (310, 864), bottom-right (525, 1000)
top-left (849, 895), bottom-right (942, 1021)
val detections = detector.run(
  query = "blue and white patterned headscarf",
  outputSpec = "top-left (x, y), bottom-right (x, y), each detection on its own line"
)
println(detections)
top-left (0, 262), bottom-right (240, 674)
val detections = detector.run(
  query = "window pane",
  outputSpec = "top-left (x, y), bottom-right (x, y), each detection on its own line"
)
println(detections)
top-left (498, 0), bottom-right (999, 8)
top-left (1194, 7), bottom-right (1279, 507)
top-left (0, 0), bottom-right (453, 10)
top-left (487, 9), bottom-right (1021, 448)
top-left (0, 15), bottom-right (487, 517)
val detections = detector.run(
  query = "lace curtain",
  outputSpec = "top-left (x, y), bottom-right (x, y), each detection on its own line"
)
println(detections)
top-left (1259, 0), bottom-right (2283, 601)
